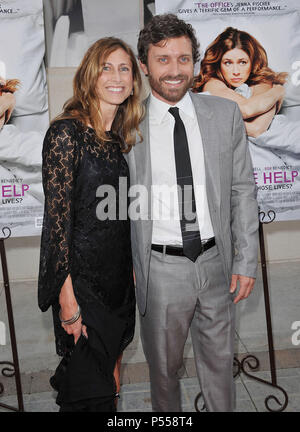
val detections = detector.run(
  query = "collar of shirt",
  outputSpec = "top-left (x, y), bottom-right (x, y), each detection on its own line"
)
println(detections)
top-left (149, 91), bottom-right (195, 125)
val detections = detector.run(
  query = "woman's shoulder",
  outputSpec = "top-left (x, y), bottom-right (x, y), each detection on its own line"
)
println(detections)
top-left (203, 78), bottom-right (228, 91)
top-left (43, 118), bottom-right (85, 156)
top-left (47, 117), bottom-right (81, 136)
top-left (44, 118), bottom-right (87, 144)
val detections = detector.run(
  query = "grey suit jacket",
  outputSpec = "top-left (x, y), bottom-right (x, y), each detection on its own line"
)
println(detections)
top-left (125, 91), bottom-right (259, 316)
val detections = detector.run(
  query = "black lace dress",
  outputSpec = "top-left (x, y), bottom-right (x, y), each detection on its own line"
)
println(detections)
top-left (38, 119), bottom-right (135, 410)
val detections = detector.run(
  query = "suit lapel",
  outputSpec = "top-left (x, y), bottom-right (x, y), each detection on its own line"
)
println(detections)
top-left (190, 92), bottom-right (221, 216)
top-left (131, 98), bottom-right (153, 258)
top-left (134, 99), bottom-right (152, 197)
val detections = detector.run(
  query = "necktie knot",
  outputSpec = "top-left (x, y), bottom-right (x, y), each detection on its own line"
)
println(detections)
top-left (168, 107), bottom-right (180, 120)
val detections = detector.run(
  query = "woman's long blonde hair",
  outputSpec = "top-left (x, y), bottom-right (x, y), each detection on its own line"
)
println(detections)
top-left (56, 37), bottom-right (144, 152)
top-left (193, 27), bottom-right (287, 91)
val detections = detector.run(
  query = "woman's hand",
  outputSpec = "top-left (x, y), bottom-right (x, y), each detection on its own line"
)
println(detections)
top-left (61, 313), bottom-right (85, 344)
top-left (59, 275), bottom-right (88, 344)
top-left (61, 314), bottom-right (88, 344)
top-left (245, 104), bottom-right (277, 138)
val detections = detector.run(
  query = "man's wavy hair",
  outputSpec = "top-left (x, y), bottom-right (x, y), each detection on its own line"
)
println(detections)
top-left (194, 27), bottom-right (287, 91)
top-left (138, 14), bottom-right (200, 65)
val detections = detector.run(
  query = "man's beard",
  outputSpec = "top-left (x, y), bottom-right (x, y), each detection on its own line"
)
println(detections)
top-left (148, 73), bottom-right (194, 103)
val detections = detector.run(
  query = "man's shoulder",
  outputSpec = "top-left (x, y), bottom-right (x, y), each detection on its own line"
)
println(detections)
top-left (190, 91), bottom-right (237, 113)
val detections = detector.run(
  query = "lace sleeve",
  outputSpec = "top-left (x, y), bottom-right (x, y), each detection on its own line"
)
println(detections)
top-left (38, 120), bottom-right (79, 312)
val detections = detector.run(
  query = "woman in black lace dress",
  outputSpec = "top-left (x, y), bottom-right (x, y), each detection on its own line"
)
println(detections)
top-left (38, 38), bottom-right (143, 411)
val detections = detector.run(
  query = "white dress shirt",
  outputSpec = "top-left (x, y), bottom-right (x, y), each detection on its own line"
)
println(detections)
top-left (149, 92), bottom-right (214, 245)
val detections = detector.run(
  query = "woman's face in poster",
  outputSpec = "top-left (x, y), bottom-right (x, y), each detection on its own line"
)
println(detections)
top-left (220, 48), bottom-right (251, 88)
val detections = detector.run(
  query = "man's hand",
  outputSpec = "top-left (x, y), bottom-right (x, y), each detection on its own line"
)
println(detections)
top-left (230, 274), bottom-right (255, 304)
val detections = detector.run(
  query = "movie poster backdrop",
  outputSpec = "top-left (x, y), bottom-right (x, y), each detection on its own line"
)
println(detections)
top-left (1, 1), bottom-right (298, 237)
top-left (156, 0), bottom-right (300, 221)
top-left (0, 0), bottom-right (141, 237)
top-left (0, 0), bottom-right (48, 237)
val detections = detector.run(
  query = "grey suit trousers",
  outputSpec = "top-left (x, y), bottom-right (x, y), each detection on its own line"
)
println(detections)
top-left (140, 244), bottom-right (236, 412)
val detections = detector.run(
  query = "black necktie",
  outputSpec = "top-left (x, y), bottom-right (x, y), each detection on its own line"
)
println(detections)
top-left (169, 107), bottom-right (202, 262)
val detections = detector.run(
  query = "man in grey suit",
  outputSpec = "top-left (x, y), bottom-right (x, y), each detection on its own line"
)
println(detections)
top-left (126, 14), bottom-right (259, 412)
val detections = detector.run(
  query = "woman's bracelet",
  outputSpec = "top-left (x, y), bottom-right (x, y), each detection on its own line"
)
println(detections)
top-left (59, 305), bottom-right (81, 325)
